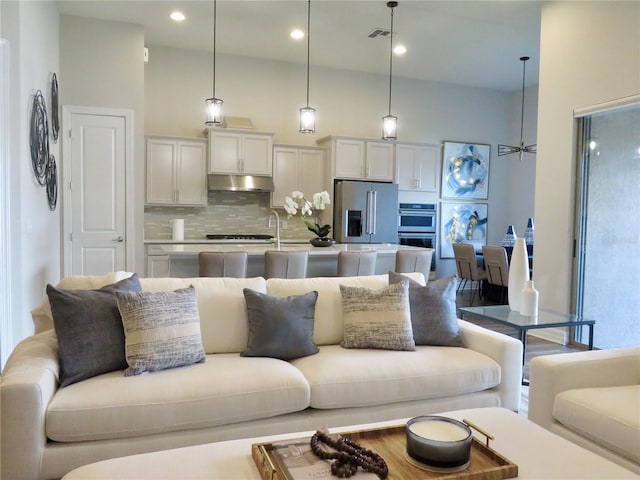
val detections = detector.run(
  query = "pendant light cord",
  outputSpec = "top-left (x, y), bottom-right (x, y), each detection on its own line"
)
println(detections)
top-left (387, 4), bottom-right (395, 116)
top-left (306, 0), bottom-right (311, 107)
top-left (519, 56), bottom-right (528, 142)
top-left (212, 0), bottom-right (217, 98)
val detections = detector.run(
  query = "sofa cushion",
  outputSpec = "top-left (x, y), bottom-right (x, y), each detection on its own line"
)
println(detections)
top-left (266, 273), bottom-right (424, 346)
top-left (139, 277), bottom-right (267, 354)
top-left (291, 344), bottom-right (500, 409)
top-left (45, 353), bottom-right (311, 442)
top-left (340, 282), bottom-right (415, 351)
top-left (242, 289), bottom-right (319, 360)
top-left (47, 274), bottom-right (142, 387)
top-left (389, 272), bottom-right (463, 347)
top-left (115, 286), bottom-right (206, 376)
top-left (33, 271), bottom-right (134, 334)
top-left (552, 385), bottom-right (640, 463)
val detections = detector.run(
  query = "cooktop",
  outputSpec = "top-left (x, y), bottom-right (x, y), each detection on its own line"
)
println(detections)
top-left (206, 234), bottom-right (274, 241)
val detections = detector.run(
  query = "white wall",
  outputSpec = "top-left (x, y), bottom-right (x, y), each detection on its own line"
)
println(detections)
top-left (1, 0), bottom-right (60, 360)
top-left (60, 15), bottom-right (146, 275)
top-left (145, 45), bottom-right (537, 277)
top-left (535, 1), bottom-right (640, 311)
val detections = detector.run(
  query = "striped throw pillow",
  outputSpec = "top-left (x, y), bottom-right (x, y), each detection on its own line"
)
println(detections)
top-left (339, 281), bottom-right (415, 351)
top-left (115, 286), bottom-right (205, 376)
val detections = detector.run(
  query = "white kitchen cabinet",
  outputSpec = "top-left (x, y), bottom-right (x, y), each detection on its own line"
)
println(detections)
top-left (207, 129), bottom-right (273, 175)
top-left (318, 136), bottom-right (394, 182)
top-left (396, 143), bottom-right (440, 192)
top-left (146, 245), bottom-right (170, 277)
top-left (146, 136), bottom-right (207, 206)
top-left (272, 145), bottom-right (324, 207)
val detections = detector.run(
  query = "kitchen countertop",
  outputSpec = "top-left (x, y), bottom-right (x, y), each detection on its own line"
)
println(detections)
top-left (144, 239), bottom-right (310, 245)
top-left (158, 243), bottom-right (426, 257)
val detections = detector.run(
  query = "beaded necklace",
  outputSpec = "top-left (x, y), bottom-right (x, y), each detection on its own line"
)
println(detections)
top-left (310, 430), bottom-right (389, 479)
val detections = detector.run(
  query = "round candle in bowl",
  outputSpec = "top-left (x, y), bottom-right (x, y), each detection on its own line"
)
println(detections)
top-left (406, 416), bottom-right (472, 471)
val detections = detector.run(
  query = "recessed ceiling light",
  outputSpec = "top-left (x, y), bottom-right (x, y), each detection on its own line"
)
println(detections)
top-left (290, 29), bottom-right (305, 40)
top-left (170, 11), bottom-right (185, 22)
top-left (394, 45), bottom-right (407, 55)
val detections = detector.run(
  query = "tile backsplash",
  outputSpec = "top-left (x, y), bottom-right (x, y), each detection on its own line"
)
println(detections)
top-left (144, 191), bottom-right (312, 240)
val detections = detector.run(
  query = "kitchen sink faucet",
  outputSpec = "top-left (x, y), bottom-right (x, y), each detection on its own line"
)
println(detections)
top-left (268, 210), bottom-right (281, 250)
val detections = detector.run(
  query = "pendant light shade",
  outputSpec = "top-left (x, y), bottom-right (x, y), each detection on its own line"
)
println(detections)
top-left (205, 0), bottom-right (224, 126)
top-left (498, 56), bottom-right (536, 160)
top-left (299, 0), bottom-right (316, 133)
top-left (382, 1), bottom-right (398, 140)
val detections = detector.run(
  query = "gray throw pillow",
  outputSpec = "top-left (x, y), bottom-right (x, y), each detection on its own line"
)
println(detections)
top-left (242, 288), bottom-right (319, 360)
top-left (47, 274), bottom-right (142, 387)
top-left (389, 272), bottom-right (463, 347)
top-left (340, 281), bottom-right (415, 351)
top-left (115, 286), bottom-right (206, 376)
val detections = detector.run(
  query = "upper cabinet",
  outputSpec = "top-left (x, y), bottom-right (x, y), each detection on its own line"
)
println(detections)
top-left (318, 136), bottom-right (394, 182)
top-left (207, 128), bottom-right (273, 176)
top-left (272, 145), bottom-right (325, 208)
top-left (145, 136), bottom-right (207, 206)
top-left (395, 143), bottom-right (440, 192)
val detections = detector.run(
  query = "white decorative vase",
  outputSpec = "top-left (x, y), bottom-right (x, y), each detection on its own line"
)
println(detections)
top-left (508, 238), bottom-right (529, 311)
top-left (520, 280), bottom-right (539, 317)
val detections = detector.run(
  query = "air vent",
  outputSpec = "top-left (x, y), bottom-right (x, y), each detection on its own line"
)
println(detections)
top-left (368, 28), bottom-right (391, 38)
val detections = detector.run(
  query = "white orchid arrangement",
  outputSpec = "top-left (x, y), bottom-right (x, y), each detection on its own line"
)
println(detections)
top-left (284, 191), bottom-right (332, 238)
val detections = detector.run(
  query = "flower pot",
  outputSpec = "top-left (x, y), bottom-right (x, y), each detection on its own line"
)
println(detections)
top-left (310, 237), bottom-right (335, 247)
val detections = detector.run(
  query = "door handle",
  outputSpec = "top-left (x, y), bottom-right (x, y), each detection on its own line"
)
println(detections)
top-left (112, 236), bottom-right (124, 243)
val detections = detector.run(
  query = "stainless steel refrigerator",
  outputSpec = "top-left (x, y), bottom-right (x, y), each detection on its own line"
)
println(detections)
top-left (333, 180), bottom-right (399, 244)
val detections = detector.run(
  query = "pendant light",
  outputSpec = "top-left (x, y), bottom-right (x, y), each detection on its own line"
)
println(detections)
top-left (205, 0), bottom-right (223, 126)
top-left (498, 56), bottom-right (537, 161)
top-left (382, 1), bottom-right (398, 140)
top-left (299, 0), bottom-right (316, 133)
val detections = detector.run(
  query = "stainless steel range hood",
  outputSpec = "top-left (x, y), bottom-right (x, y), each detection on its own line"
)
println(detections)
top-left (207, 174), bottom-right (274, 192)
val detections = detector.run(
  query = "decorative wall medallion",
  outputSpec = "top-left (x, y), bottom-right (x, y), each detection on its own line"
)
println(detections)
top-left (51, 73), bottom-right (59, 143)
top-left (46, 154), bottom-right (58, 210)
top-left (30, 90), bottom-right (49, 185)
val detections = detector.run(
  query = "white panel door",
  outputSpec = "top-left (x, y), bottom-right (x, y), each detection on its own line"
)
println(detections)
top-left (334, 138), bottom-right (365, 179)
top-left (69, 113), bottom-right (126, 274)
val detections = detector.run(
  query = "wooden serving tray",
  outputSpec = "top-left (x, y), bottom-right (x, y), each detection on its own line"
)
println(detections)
top-left (252, 424), bottom-right (518, 480)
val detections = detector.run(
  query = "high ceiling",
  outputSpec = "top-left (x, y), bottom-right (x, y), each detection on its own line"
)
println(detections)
top-left (55, 0), bottom-right (542, 92)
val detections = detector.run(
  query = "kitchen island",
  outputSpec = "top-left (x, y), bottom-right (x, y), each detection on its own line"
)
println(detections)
top-left (153, 242), bottom-right (431, 278)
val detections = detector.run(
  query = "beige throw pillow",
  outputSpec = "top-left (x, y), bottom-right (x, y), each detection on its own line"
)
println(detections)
top-left (340, 281), bottom-right (414, 351)
top-left (115, 286), bottom-right (205, 376)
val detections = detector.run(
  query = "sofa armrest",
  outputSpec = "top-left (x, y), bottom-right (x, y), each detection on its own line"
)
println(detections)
top-left (458, 319), bottom-right (523, 412)
top-left (1, 330), bottom-right (60, 480)
top-left (528, 346), bottom-right (640, 430)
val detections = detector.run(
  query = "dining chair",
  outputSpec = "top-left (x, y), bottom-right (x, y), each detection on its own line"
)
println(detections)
top-left (199, 251), bottom-right (248, 278)
top-left (395, 249), bottom-right (433, 282)
top-left (264, 250), bottom-right (309, 279)
top-left (452, 242), bottom-right (487, 305)
top-left (337, 250), bottom-right (377, 277)
top-left (481, 245), bottom-right (509, 304)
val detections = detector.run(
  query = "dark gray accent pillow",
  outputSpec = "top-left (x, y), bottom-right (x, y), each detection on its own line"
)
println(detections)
top-left (242, 288), bottom-right (319, 360)
top-left (47, 274), bottom-right (142, 387)
top-left (389, 272), bottom-right (464, 347)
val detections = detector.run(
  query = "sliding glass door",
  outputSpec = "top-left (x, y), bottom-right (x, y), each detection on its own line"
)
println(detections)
top-left (573, 102), bottom-right (640, 349)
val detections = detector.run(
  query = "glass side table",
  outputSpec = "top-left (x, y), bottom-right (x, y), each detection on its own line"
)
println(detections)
top-left (459, 305), bottom-right (595, 384)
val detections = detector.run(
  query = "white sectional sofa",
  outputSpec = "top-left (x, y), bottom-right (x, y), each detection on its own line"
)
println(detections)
top-left (1, 272), bottom-right (523, 480)
top-left (528, 346), bottom-right (640, 474)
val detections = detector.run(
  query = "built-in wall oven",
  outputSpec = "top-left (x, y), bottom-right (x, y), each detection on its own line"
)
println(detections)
top-left (397, 203), bottom-right (437, 272)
